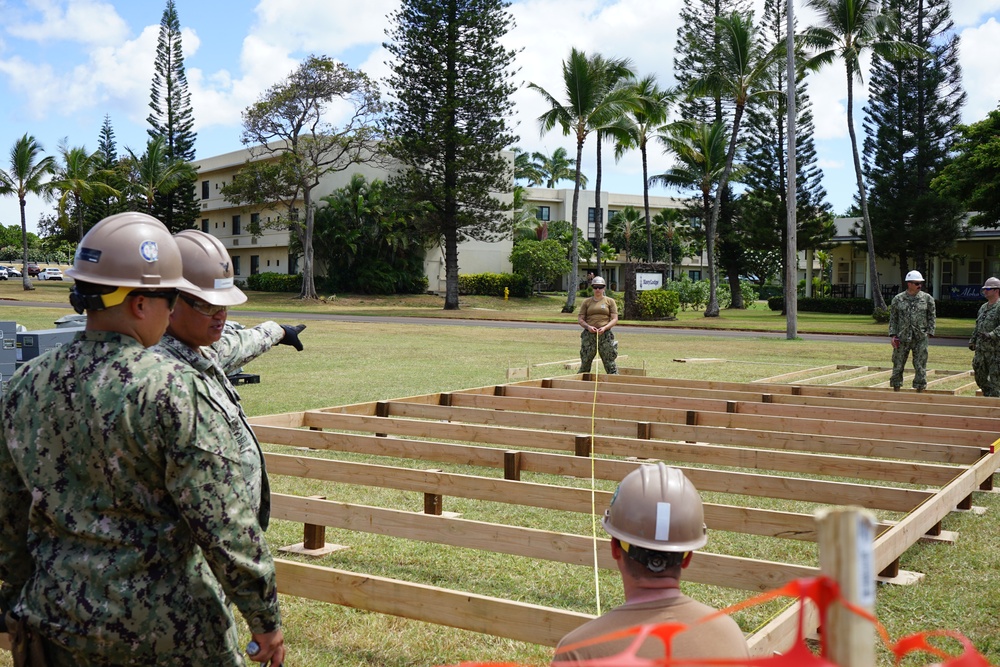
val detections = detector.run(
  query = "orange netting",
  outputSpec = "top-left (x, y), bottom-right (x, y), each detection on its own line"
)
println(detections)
top-left (440, 576), bottom-right (994, 667)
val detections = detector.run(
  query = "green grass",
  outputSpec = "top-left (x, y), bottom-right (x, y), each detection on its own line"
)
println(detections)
top-left (0, 293), bottom-right (994, 667)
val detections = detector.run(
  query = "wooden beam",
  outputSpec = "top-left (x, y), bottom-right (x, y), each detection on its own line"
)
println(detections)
top-left (274, 558), bottom-right (592, 647)
top-left (269, 494), bottom-right (818, 592)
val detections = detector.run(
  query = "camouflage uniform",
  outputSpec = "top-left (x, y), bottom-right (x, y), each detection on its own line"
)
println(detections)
top-left (888, 290), bottom-right (936, 390)
top-left (157, 321), bottom-right (284, 530)
top-left (0, 331), bottom-right (280, 666)
top-left (579, 295), bottom-right (619, 374)
top-left (969, 301), bottom-right (1000, 397)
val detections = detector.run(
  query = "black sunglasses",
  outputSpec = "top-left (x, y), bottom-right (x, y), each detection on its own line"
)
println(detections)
top-left (129, 289), bottom-right (179, 310)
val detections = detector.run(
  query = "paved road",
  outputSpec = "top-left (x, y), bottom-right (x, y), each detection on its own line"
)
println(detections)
top-left (4, 300), bottom-right (970, 347)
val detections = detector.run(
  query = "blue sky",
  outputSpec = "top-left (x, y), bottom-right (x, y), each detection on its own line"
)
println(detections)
top-left (1, 0), bottom-right (999, 235)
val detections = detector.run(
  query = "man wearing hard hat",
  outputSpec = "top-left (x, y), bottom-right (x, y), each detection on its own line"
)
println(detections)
top-left (888, 270), bottom-right (936, 392)
top-left (969, 277), bottom-right (1000, 396)
top-left (552, 463), bottom-right (749, 663)
top-left (0, 213), bottom-right (284, 667)
top-left (155, 229), bottom-right (306, 531)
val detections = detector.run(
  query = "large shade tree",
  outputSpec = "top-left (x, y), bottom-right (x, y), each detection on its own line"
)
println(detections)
top-left (227, 55), bottom-right (382, 300)
top-left (801, 0), bottom-right (925, 311)
top-left (384, 0), bottom-right (518, 310)
top-left (0, 134), bottom-right (55, 291)
top-left (529, 48), bottom-right (636, 312)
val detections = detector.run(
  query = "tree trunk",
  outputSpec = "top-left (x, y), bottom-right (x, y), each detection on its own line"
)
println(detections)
top-left (19, 199), bottom-right (33, 291)
top-left (299, 187), bottom-right (318, 300)
top-left (594, 133), bottom-right (603, 279)
top-left (846, 68), bottom-right (886, 312)
top-left (642, 142), bottom-right (653, 263)
top-left (443, 224), bottom-right (460, 310)
top-left (706, 105), bottom-right (746, 317)
top-left (561, 134), bottom-right (585, 313)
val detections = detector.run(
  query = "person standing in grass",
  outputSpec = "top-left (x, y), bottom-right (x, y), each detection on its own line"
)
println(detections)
top-left (0, 213), bottom-right (284, 667)
top-left (552, 463), bottom-right (749, 663)
top-left (888, 270), bottom-right (936, 392)
top-left (156, 229), bottom-right (306, 531)
top-left (969, 277), bottom-right (1000, 397)
top-left (577, 275), bottom-right (619, 374)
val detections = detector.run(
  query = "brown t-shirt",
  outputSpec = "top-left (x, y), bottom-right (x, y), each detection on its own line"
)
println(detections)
top-left (552, 594), bottom-right (750, 664)
top-left (579, 295), bottom-right (618, 329)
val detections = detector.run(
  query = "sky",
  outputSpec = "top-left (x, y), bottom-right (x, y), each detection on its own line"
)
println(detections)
top-left (0, 0), bottom-right (999, 237)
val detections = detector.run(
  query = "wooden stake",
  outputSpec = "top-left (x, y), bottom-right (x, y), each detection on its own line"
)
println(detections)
top-left (816, 506), bottom-right (876, 667)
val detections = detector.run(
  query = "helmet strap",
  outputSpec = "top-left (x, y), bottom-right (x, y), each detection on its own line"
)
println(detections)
top-left (619, 540), bottom-right (687, 573)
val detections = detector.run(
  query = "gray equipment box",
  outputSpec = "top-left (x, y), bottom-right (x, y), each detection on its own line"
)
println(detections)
top-left (16, 328), bottom-right (82, 362)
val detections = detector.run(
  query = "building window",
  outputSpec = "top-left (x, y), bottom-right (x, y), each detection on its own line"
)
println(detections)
top-left (250, 212), bottom-right (259, 231)
top-left (288, 253), bottom-right (299, 274)
top-left (250, 255), bottom-right (260, 275)
top-left (688, 270), bottom-right (702, 281)
top-left (536, 206), bottom-right (550, 222)
top-left (201, 219), bottom-right (209, 233)
top-left (232, 215), bottom-right (241, 236)
top-left (232, 256), bottom-right (241, 276)
top-left (607, 210), bottom-right (619, 223)
top-left (837, 262), bottom-right (849, 285)
top-left (289, 208), bottom-right (299, 222)
top-left (969, 260), bottom-right (983, 287)
top-left (941, 261), bottom-right (953, 285)
top-left (201, 181), bottom-right (209, 199)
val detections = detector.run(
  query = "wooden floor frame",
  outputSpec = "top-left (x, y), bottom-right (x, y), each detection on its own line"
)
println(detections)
top-left (249, 373), bottom-right (1000, 656)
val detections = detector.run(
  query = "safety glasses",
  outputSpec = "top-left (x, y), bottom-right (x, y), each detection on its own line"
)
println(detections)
top-left (129, 289), bottom-right (179, 310)
top-left (179, 293), bottom-right (228, 317)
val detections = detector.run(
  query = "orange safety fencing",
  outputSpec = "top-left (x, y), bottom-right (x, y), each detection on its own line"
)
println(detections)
top-left (442, 576), bottom-right (994, 667)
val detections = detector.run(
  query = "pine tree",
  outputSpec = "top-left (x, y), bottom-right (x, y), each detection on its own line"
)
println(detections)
top-left (863, 0), bottom-right (965, 285)
top-left (739, 0), bottom-right (834, 291)
top-left (383, 0), bottom-right (519, 310)
top-left (86, 114), bottom-right (126, 230)
top-left (147, 0), bottom-right (199, 232)
top-left (674, 0), bottom-right (752, 127)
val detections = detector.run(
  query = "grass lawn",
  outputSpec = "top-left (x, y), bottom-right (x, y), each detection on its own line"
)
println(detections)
top-left (0, 289), bottom-right (995, 667)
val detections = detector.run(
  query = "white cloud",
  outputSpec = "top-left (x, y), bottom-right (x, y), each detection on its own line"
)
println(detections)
top-left (958, 18), bottom-right (1000, 123)
top-left (7, 0), bottom-right (130, 45)
top-left (951, 0), bottom-right (1000, 28)
top-left (250, 0), bottom-right (398, 54)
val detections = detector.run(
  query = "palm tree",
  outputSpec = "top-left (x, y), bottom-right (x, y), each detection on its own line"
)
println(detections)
top-left (0, 134), bottom-right (55, 291)
top-left (528, 49), bottom-right (636, 312)
top-left (650, 120), bottom-right (731, 287)
top-left (611, 75), bottom-right (675, 261)
top-left (531, 146), bottom-right (587, 189)
top-left (800, 0), bottom-right (924, 312)
top-left (124, 136), bottom-right (195, 216)
top-left (587, 55), bottom-right (636, 278)
top-left (689, 11), bottom-right (786, 316)
top-left (50, 141), bottom-right (121, 243)
top-left (512, 147), bottom-right (544, 186)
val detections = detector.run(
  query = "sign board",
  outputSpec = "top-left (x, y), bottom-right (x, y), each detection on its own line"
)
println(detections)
top-left (636, 272), bottom-right (663, 291)
top-left (948, 285), bottom-right (986, 302)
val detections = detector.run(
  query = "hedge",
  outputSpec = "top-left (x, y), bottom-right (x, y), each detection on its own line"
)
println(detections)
top-left (245, 272), bottom-right (302, 293)
top-left (458, 273), bottom-right (532, 298)
top-left (767, 296), bottom-right (983, 319)
top-left (636, 289), bottom-right (680, 320)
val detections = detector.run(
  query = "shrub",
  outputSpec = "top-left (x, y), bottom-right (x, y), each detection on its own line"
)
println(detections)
top-left (246, 272), bottom-right (302, 293)
top-left (768, 296), bottom-right (978, 319)
top-left (458, 272), bottom-right (532, 298)
top-left (635, 289), bottom-right (680, 320)
top-left (664, 276), bottom-right (709, 310)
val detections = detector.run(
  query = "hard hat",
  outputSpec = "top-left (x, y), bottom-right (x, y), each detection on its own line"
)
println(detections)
top-left (174, 230), bottom-right (247, 306)
top-left (591, 276), bottom-right (607, 288)
top-left (983, 277), bottom-right (1000, 290)
top-left (602, 463), bottom-right (708, 553)
top-left (904, 270), bottom-right (924, 283)
top-left (66, 212), bottom-right (195, 291)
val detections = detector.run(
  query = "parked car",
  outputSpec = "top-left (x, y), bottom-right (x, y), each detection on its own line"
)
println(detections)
top-left (0, 267), bottom-right (7, 280)
top-left (39, 267), bottom-right (63, 281)
top-left (25, 262), bottom-right (40, 277)
top-left (4, 265), bottom-right (21, 277)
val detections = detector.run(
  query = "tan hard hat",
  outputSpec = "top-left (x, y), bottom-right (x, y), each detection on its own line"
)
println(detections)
top-left (602, 463), bottom-right (708, 552)
top-left (174, 230), bottom-right (247, 306)
top-left (66, 212), bottom-right (196, 290)
top-left (983, 277), bottom-right (1000, 290)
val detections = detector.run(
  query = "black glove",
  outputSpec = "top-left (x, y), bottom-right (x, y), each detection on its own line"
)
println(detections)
top-left (279, 324), bottom-right (306, 351)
